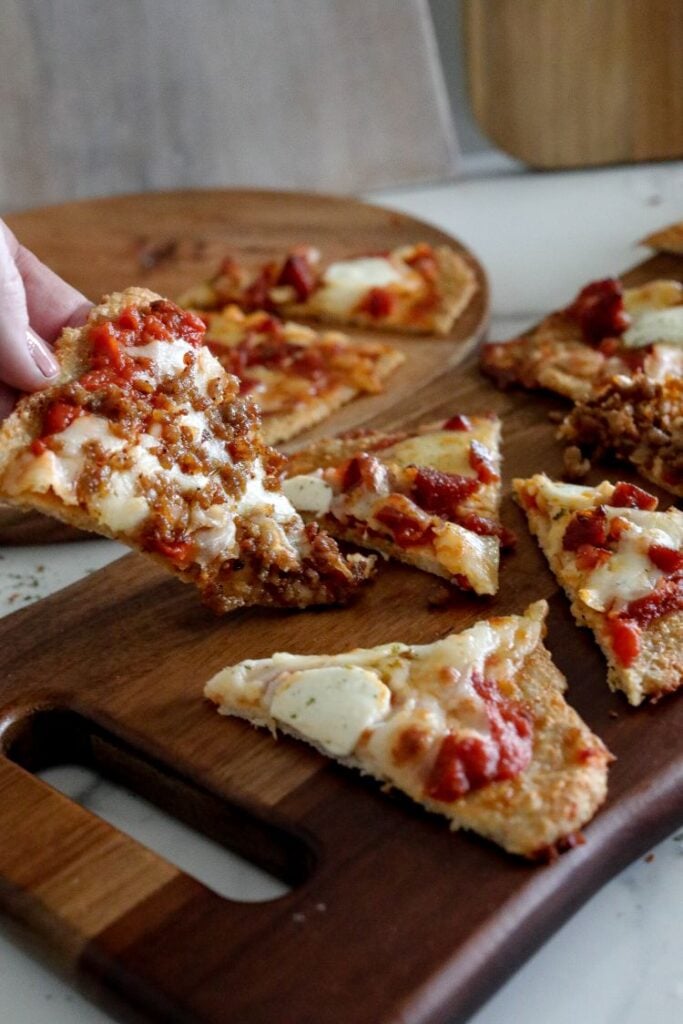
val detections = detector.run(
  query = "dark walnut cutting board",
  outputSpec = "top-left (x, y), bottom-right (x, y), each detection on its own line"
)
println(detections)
top-left (0, 191), bottom-right (681, 1024)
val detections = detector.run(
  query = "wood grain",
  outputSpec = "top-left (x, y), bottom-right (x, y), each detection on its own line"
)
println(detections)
top-left (0, 210), bottom-right (681, 1024)
top-left (1, 189), bottom-right (488, 544)
top-left (464, 0), bottom-right (683, 169)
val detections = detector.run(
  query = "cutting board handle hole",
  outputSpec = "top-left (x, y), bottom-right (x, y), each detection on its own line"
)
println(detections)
top-left (3, 707), bottom-right (316, 902)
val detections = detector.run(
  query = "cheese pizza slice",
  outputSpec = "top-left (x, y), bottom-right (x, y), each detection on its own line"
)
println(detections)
top-left (482, 277), bottom-right (683, 401)
top-left (559, 373), bottom-right (683, 498)
top-left (281, 414), bottom-right (507, 595)
top-left (179, 242), bottom-right (477, 336)
top-left (514, 474), bottom-right (683, 705)
top-left (641, 222), bottom-right (683, 255)
top-left (205, 600), bottom-right (611, 858)
top-left (0, 288), bottom-right (374, 613)
top-left (199, 304), bottom-right (404, 445)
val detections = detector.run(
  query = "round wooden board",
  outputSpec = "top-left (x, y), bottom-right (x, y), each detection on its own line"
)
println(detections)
top-left (2, 188), bottom-right (488, 544)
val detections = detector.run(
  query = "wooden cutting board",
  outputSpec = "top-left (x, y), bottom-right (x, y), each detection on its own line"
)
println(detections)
top-left (0, 189), bottom-right (487, 544)
top-left (0, 192), bottom-right (681, 1024)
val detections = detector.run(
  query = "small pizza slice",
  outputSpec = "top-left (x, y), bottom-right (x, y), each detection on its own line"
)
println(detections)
top-left (281, 414), bottom-right (507, 595)
top-left (179, 242), bottom-right (477, 336)
top-left (482, 277), bottom-right (683, 401)
top-left (559, 374), bottom-right (683, 498)
top-left (513, 473), bottom-right (683, 705)
top-left (0, 288), bottom-right (374, 613)
top-left (205, 600), bottom-right (611, 858)
top-left (199, 305), bottom-right (404, 445)
top-left (641, 222), bottom-right (683, 255)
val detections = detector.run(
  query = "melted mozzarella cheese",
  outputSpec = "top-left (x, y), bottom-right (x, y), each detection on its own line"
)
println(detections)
top-left (238, 461), bottom-right (297, 520)
top-left (124, 339), bottom-right (194, 378)
top-left (190, 503), bottom-right (238, 565)
top-left (579, 507), bottom-right (683, 612)
top-left (622, 307), bottom-right (683, 349)
top-left (282, 473), bottom-right (333, 515)
top-left (314, 257), bottom-right (407, 317)
top-left (270, 666), bottom-right (391, 756)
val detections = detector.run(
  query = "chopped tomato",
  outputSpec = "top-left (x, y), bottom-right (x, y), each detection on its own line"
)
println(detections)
top-left (575, 543), bottom-right (611, 571)
top-left (374, 498), bottom-right (434, 547)
top-left (31, 438), bottom-right (47, 456)
top-left (562, 507), bottom-right (609, 551)
top-left (606, 618), bottom-right (640, 668)
top-left (42, 401), bottom-right (83, 437)
top-left (153, 537), bottom-right (194, 567)
top-left (567, 277), bottom-right (629, 343)
top-left (648, 545), bottom-right (683, 574)
top-left (468, 439), bottom-right (499, 484)
top-left (277, 253), bottom-right (316, 301)
top-left (442, 414), bottom-right (471, 431)
top-left (609, 482), bottom-right (658, 511)
top-left (624, 574), bottom-right (683, 626)
top-left (359, 287), bottom-right (394, 319)
top-left (411, 467), bottom-right (478, 519)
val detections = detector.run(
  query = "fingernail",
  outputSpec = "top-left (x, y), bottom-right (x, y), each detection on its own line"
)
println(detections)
top-left (27, 328), bottom-right (59, 379)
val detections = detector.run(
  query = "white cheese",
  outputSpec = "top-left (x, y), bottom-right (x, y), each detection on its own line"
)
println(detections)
top-left (282, 473), bottom-right (333, 515)
top-left (238, 461), bottom-right (297, 521)
top-left (579, 507), bottom-right (683, 613)
top-left (270, 666), bottom-right (391, 756)
top-left (533, 477), bottom-right (599, 512)
top-left (190, 503), bottom-right (238, 565)
top-left (314, 257), bottom-right (406, 318)
top-left (622, 307), bottom-right (683, 349)
top-left (124, 339), bottom-right (193, 378)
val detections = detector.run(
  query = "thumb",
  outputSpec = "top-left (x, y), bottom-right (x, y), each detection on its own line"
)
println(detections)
top-left (0, 231), bottom-right (59, 392)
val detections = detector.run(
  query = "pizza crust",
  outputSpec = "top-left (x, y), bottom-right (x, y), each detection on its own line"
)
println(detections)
top-left (641, 222), bottom-right (683, 255)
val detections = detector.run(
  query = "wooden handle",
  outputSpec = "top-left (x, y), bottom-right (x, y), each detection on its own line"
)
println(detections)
top-left (0, 757), bottom-right (180, 967)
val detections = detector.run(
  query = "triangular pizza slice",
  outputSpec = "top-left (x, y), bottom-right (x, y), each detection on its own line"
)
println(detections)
top-left (179, 242), bottom-right (477, 336)
top-left (205, 600), bottom-right (611, 858)
top-left (482, 277), bottom-right (683, 401)
top-left (281, 414), bottom-right (508, 595)
top-left (199, 304), bottom-right (404, 445)
top-left (0, 288), bottom-right (374, 613)
top-left (514, 473), bottom-right (683, 705)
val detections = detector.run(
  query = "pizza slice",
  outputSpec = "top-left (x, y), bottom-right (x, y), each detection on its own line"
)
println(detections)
top-left (179, 242), bottom-right (477, 336)
top-left (0, 288), bottom-right (374, 613)
top-left (281, 414), bottom-right (507, 595)
top-left (199, 304), bottom-right (405, 445)
top-left (559, 374), bottom-right (683, 498)
top-left (513, 473), bottom-right (683, 705)
top-left (205, 600), bottom-right (611, 858)
top-left (481, 277), bottom-right (683, 401)
top-left (641, 222), bottom-right (683, 255)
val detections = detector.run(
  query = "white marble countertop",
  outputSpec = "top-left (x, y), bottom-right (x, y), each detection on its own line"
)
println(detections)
top-left (1, 162), bottom-right (682, 1023)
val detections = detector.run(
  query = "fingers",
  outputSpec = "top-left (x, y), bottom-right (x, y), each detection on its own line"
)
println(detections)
top-left (0, 229), bottom-right (60, 391)
top-left (2, 222), bottom-right (92, 343)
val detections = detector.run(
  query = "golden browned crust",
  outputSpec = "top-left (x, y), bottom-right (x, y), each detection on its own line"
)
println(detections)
top-left (641, 222), bottom-right (683, 254)
top-left (513, 476), bottom-right (683, 705)
top-left (559, 374), bottom-right (683, 498)
top-left (0, 288), bottom-right (375, 612)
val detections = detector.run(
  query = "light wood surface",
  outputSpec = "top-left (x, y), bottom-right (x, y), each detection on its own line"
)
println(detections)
top-left (464, 0), bottom-right (683, 168)
top-left (0, 0), bottom-right (457, 212)
top-left (1, 188), bottom-right (488, 544)
top-left (0, 200), bottom-right (681, 1024)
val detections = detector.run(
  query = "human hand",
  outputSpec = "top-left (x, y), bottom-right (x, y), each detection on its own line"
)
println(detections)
top-left (0, 221), bottom-right (92, 418)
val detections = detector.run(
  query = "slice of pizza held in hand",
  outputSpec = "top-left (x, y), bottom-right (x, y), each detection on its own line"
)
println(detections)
top-left (514, 474), bottom-right (683, 705)
top-left (205, 600), bottom-right (611, 858)
top-left (0, 288), bottom-right (374, 613)
top-left (179, 242), bottom-right (477, 336)
top-left (199, 304), bottom-right (405, 445)
top-left (281, 414), bottom-right (509, 595)
top-left (482, 276), bottom-right (683, 401)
